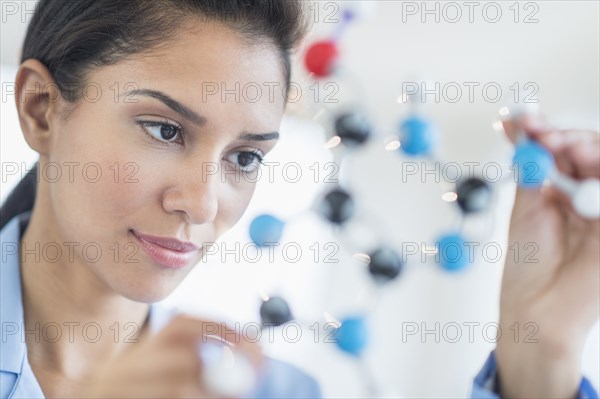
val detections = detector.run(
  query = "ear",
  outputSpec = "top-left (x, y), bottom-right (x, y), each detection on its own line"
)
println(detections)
top-left (14, 59), bottom-right (63, 155)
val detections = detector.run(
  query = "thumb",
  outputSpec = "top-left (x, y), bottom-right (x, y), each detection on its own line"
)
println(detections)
top-left (501, 114), bottom-right (552, 144)
top-left (501, 115), bottom-right (569, 220)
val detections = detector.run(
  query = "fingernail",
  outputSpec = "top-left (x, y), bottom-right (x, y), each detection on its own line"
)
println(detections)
top-left (524, 116), bottom-right (550, 132)
top-left (544, 131), bottom-right (564, 148)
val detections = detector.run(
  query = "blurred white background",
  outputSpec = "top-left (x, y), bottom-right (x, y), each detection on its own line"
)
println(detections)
top-left (2, 1), bottom-right (599, 397)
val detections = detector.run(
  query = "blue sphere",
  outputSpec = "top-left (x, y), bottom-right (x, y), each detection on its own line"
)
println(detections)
top-left (436, 233), bottom-right (469, 272)
top-left (512, 140), bottom-right (554, 188)
top-left (335, 317), bottom-right (368, 356)
top-left (399, 116), bottom-right (438, 156)
top-left (249, 214), bottom-right (285, 247)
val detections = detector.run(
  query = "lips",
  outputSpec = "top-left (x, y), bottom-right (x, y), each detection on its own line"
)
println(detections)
top-left (130, 230), bottom-right (200, 269)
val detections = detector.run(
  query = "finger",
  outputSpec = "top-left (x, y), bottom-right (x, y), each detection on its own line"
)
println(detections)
top-left (503, 116), bottom-right (599, 222)
top-left (542, 184), bottom-right (574, 216)
top-left (160, 346), bottom-right (203, 382)
top-left (160, 314), bottom-right (264, 369)
top-left (502, 115), bottom-right (559, 219)
top-left (521, 115), bottom-right (553, 138)
top-left (511, 133), bottom-right (599, 225)
top-left (540, 130), bottom-right (600, 180)
top-left (501, 118), bottom-right (520, 143)
top-left (160, 314), bottom-right (231, 342)
top-left (567, 145), bottom-right (600, 180)
top-left (538, 129), bottom-right (597, 153)
top-left (512, 122), bottom-right (599, 180)
top-left (529, 129), bottom-right (599, 180)
top-left (535, 130), bottom-right (577, 177)
top-left (555, 218), bottom-right (600, 330)
top-left (501, 114), bottom-right (551, 144)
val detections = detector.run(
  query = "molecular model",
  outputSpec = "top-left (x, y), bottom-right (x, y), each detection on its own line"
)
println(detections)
top-left (201, 2), bottom-right (600, 397)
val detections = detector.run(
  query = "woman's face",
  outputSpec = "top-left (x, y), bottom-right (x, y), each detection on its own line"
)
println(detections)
top-left (42, 21), bottom-right (287, 302)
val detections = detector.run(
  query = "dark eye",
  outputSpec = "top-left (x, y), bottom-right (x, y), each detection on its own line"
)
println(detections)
top-left (139, 121), bottom-right (183, 144)
top-left (226, 150), bottom-right (264, 173)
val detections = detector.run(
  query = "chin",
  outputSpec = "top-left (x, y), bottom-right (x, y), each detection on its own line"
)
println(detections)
top-left (109, 274), bottom-right (182, 303)
top-left (119, 286), bottom-right (176, 303)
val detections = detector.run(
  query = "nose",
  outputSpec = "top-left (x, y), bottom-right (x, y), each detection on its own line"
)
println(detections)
top-left (162, 162), bottom-right (220, 225)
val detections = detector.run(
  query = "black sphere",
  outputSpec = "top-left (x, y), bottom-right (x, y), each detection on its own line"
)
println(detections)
top-left (368, 247), bottom-right (404, 283)
top-left (260, 296), bottom-right (293, 327)
top-left (334, 112), bottom-right (371, 146)
top-left (456, 178), bottom-right (492, 214)
top-left (319, 188), bottom-right (354, 225)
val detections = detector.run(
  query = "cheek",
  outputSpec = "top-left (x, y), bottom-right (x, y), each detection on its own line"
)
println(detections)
top-left (213, 173), bottom-right (259, 236)
top-left (48, 114), bottom-right (261, 244)
top-left (47, 123), bottom-right (157, 242)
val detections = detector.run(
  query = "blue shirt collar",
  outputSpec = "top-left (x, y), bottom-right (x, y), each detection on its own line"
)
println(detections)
top-left (0, 211), bottom-right (30, 374)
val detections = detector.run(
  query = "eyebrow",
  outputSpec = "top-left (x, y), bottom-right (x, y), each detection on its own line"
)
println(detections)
top-left (238, 132), bottom-right (280, 141)
top-left (123, 89), bottom-right (206, 126)
top-left (122, 88), bottom-right (279, 141)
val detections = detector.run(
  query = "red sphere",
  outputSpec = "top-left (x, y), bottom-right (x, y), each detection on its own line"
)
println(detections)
top-left (304, 40), bottom-right (338, 78)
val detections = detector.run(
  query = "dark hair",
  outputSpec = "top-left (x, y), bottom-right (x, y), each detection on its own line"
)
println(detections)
top-left (0, 0), bottom-right (310, 230)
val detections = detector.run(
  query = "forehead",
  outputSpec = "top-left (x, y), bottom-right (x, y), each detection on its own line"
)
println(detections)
top-left (137, 20), bottom-right (283, 82)
top-left (89, 20), bottom-right (287, 116)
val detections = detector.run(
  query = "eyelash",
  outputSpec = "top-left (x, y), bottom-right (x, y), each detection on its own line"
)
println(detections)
top-left (136, 119), bottom-right (265, 169)
top-left (138, 119), bottom-right (184, 145)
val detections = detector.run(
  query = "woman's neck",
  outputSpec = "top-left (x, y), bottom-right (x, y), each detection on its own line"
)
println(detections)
top-left (19, 199), bottom-right (151, 379)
